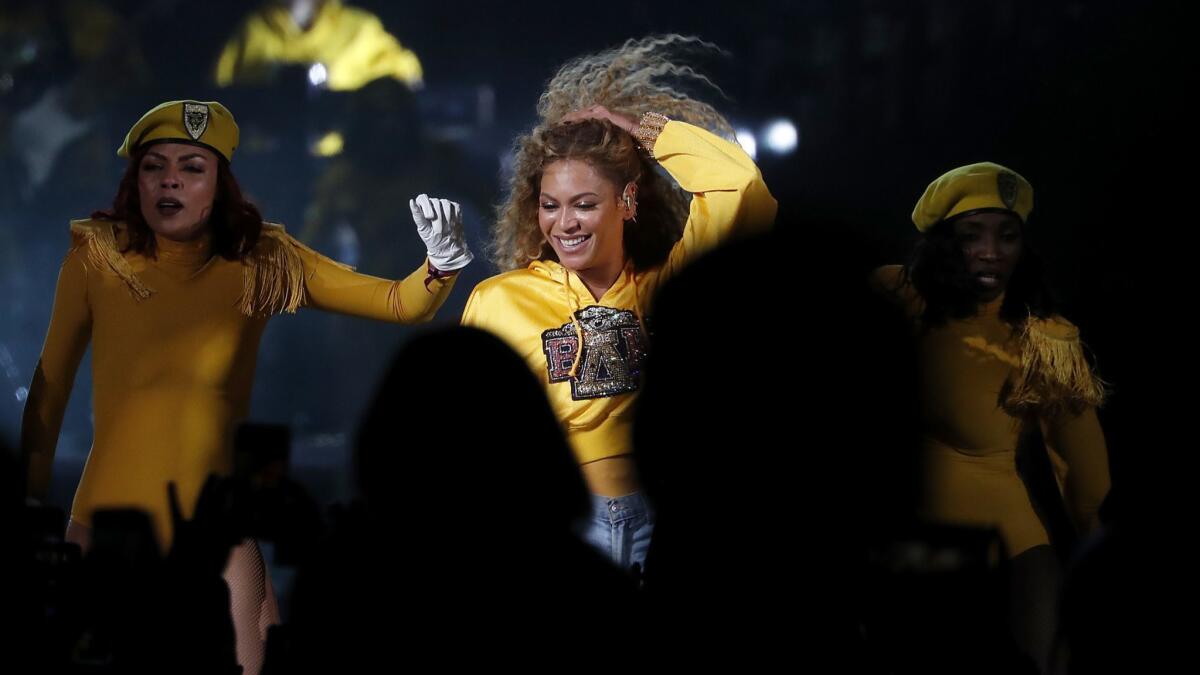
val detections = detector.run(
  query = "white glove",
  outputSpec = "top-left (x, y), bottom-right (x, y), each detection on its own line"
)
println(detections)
top-left (409, 193), bottom-right (473, 271)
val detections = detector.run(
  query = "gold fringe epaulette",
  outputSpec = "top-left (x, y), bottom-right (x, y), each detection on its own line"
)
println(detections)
top-left (239, 223), bottom-right (353, 316)
top-left (69, 219), bottom-right (154, 300)
top-left (1003, 315), bottom-right (1108, 418)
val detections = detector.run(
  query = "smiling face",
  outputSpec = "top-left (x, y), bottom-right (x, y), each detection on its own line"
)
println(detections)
top-left (951, 210), bottom-right (1023, 302)
top-left (136, 142), bottom-right (219, 242)
top-left (538, 159), bottom-right (635, 295)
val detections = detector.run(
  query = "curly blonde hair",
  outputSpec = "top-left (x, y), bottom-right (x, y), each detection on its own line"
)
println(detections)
top-left (490, 35), bottom-right (736, 272)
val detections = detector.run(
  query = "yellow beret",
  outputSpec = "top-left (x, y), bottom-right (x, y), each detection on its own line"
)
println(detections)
top-left (117, 100), bottom-right (239, 162)
top-left (912, 161), bottom-right (1033, 232)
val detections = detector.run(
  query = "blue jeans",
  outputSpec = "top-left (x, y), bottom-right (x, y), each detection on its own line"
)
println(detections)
top-left (578, 492), bottom-right (655, 575)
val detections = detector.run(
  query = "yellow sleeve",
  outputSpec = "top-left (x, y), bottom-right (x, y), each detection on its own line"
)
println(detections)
top-left (1042, 407), bottom-right (1111, 535)
top-left (213, 15), bottom-right (258, 88)
top-left (868, 265), bottom-right (904, 296)
top-left (21, 245), bottom-right (93, 500)
top-left (294, 240), bottom-right (455, 323)
top-left (213, 37), bottom-right (241, 87)
top-left (323, 9), bottom-right (423, 90)
top-left (460, 284), bottom-right (481, 327)
top-left (868, 265), bottom-right (924, 318)
top-left (643, 121), bottom-right (778, 294)
top-left (346, 16), bottom-right (423, 88)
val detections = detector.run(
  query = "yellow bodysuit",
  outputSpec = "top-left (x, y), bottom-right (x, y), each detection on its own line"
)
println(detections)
top-left (872, 265), bottom-right (1110, 556)
top-left (21, 220), bottom-right (454, 546)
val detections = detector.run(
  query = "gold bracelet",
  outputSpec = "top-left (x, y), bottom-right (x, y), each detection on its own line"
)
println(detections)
top-left (633, 111), bottom-right (670, 155)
